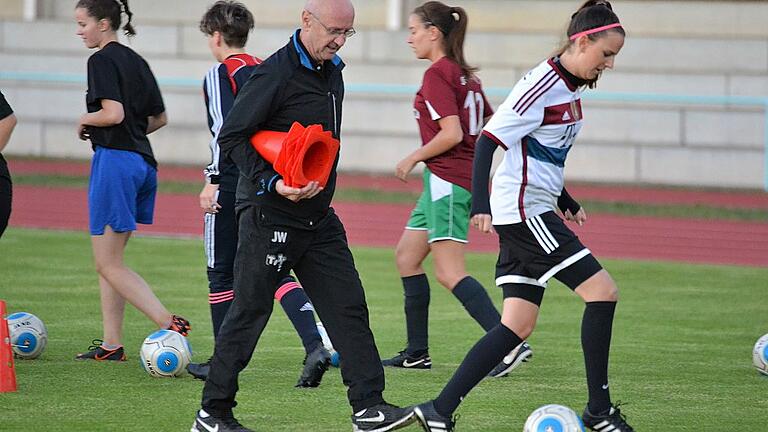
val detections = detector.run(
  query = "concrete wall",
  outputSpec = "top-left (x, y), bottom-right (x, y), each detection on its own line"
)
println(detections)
top-left (0, 0), bottom-right (23, 20)
top-left (39, 0), bottom-right (389, 28)
top-left (1, 0), bottom-right (766, 189)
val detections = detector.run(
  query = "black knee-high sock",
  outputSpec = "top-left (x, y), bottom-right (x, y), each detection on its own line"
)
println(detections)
top-left (452, 276), bottom-right (501, 331)
top-left (210, 298), bottom-right (232, 339)
top-left (582, 301), bottom-right (617, 414)
top-left (208, 269), bottom-right (235, 339)
top-left (276, 277), bottom-right (322, 354)
top-left (434, 324), bottom-right (522, 417)
top-left (403, 274), bottom-right (430, 355)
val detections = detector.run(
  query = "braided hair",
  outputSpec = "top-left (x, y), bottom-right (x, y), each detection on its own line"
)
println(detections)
top-left (76, 0), bottom-right (136, 36)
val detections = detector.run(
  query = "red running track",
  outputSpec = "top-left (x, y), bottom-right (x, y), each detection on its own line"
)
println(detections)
top-left (9, 159), bottom-right (768, 210)
top-left (9, 185), bottom-right (768, 267)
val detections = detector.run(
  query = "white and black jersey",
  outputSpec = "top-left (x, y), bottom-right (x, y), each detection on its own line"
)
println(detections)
top-left (203, 53), bottom-right (261, 193)
top-left (483, 58), bottom-right (584, 224)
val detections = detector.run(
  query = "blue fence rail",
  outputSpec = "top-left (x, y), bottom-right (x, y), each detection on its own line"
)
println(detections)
top-left (2, 71), bottom-right (767, 190)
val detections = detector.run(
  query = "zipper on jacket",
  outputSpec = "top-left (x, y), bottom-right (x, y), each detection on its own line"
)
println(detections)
top-left (328, 91), bottom-right (338, 136)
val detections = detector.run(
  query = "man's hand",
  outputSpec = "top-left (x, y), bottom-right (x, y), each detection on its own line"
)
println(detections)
top-left (276, 179), bottom-right (322, 202)
top-left (564, 208), bottom-right (587, 226)
top-left (471, 213), bottom-right (493, 234)
top-left (199, 183), bottom-right (221, 213)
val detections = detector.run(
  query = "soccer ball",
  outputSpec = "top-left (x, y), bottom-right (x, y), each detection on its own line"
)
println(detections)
top-left (139, 329), bottom-right (192, 377)
top-left (753, 333), bottom-right (768, 375)
top-left (7, 312), bottom-right (47, 359)
top-left (316, 321), bottom-right (340, 367)
top-left (524, 404), bottom-right (585, 432)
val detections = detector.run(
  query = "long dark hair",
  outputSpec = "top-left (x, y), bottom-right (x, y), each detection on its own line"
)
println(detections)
top-left (412, 1), bottom-right (477, 76)
top-left (556, 0), bottom-right (625, 88)
top-left (76, 0), bottom-right (136, 37)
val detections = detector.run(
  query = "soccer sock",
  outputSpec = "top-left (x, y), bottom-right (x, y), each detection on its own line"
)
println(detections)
top-left (276, 277), bottom-right (322, 354)
top-left (403, 274), bottom-right (430, 355)
top-left (208, 290), bottom-right (234, 338)
top-left (582, 301), bottom-right (617, 414)
top-left (101, 343), bottom-right (122, 350)
top-left (452, 276), bottom-right (501, 332)
top-left (434, 324), bottom-right (522, 417)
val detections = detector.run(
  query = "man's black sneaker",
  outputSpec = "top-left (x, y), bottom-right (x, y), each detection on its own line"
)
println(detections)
top-left (382, 350), bottom-right (431, 369)
top-left (351, 402), bottom-right (415, 432)
top-left (413, 400), bottom-right (455, 432)
top-left (75, 339), bottom-right (126, 361)
top-left (295, 345), bottom-right (331, 388)
top-left (582, 404), bottom-right (635, 432)
top-left (187, 359), bottom-right (210, 381)
top-left (487, 341), bottom-right (533, 378)
top-left (191, 409), bottom-right (253, 432)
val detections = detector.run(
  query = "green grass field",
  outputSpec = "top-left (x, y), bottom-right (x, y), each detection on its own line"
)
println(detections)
top-left (1, 228), bottom-right (766, 431)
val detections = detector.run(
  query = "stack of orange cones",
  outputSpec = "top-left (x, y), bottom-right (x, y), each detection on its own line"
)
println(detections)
top-left (0, 300), bottom-right (17, 393)
top-left (250, 122), bottom-right (340, 188)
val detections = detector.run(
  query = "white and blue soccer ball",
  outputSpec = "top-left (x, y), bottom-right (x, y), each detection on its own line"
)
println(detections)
top-left (139, 329), bottom-right (192, 377)
top-left (753, 333), bottom-right (768, 376)
top-left (316, 321), bottom-right (340, 367)
top-left (7, 312), bottom-right (47, 359)
top-left (523, 404), bottom-right (585, 432)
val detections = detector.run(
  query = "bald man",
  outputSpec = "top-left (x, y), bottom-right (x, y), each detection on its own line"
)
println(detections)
top-left (191, 1), bottom-right (414, 431)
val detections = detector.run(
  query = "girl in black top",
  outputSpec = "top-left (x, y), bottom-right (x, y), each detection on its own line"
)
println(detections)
top-left (0, 90), bottom-right (17, 239)
top-left (73, 0), bottom-right (190, 362)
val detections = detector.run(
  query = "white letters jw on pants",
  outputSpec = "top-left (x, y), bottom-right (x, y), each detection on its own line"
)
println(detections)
top-left (271, 231), bottom-right (288, 243)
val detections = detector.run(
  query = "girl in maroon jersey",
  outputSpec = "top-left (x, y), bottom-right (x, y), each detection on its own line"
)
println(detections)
top-left (383, 1), bottom-right (531, 378)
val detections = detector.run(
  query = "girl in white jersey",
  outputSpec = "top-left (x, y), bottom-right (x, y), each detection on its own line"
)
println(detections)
top-left (402, 2), bottom-right (635, 431)
top-left (383, 1), bottom-right (532, 379)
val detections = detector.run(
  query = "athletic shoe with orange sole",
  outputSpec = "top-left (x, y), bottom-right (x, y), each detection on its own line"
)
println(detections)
top-left (75, 339), bottom-right (126, 361)
top-left (167, 314), bottom-right (191, 336)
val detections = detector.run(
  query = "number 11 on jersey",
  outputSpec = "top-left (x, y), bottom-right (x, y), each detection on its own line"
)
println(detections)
top-left (464, 90), bottom-right (485, 136)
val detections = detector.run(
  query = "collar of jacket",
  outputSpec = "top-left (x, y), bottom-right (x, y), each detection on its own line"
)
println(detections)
top-left (291, 29), bottom-right (343, 71)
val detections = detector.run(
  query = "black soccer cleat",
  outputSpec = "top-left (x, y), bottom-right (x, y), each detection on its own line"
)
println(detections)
top-left (382, 350), bottom-right (432, 369)
top-left (487, 341), bottom-right (533, 378)
top-left (191, 409), bottom-right (253, 432)
top-left (582, 403), bottom-right (635, 432)
top-left (75, 339), bottom-right (126, 361)
top-left (187, 359), bottom-right (210, 381)
top-left (413, 400), bottom-right (455, 432)
top-left (295, 345), bottom-right (331, 388)
top-left (351, 402), bottom-right (415, 432)
top-left (167, 314), bottom-right (192, 336)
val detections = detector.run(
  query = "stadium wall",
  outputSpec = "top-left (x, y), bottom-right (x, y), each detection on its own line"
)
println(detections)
top-left (0, 0), bottom-right (765, 188)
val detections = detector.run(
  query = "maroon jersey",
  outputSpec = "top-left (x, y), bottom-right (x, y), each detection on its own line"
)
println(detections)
top-left (413, 57), bottom-right (493, 191)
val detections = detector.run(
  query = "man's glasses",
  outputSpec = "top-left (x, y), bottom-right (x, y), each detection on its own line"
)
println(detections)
top-left (307, 11), bottom-right (356, 39)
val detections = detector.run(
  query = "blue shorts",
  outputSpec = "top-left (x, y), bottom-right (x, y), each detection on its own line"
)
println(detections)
top-left (88, 146), bottom-right (157, 235)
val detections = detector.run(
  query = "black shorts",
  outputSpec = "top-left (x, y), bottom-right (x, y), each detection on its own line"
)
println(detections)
top-left (494, 211), bottom-right (602, 305)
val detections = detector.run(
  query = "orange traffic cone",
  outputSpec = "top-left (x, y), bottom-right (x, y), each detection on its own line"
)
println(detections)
top-left (0, 300), bottom-right (17, 392)
top-left (250, 122), bottom-right (340, 188)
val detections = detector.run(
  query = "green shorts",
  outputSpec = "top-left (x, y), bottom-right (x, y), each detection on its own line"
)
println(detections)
top-left (406, 168), bottom-right (471, 243)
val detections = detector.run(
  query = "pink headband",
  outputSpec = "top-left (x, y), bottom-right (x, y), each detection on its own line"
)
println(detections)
top-left (569, 23), bottom-right (623, 41)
